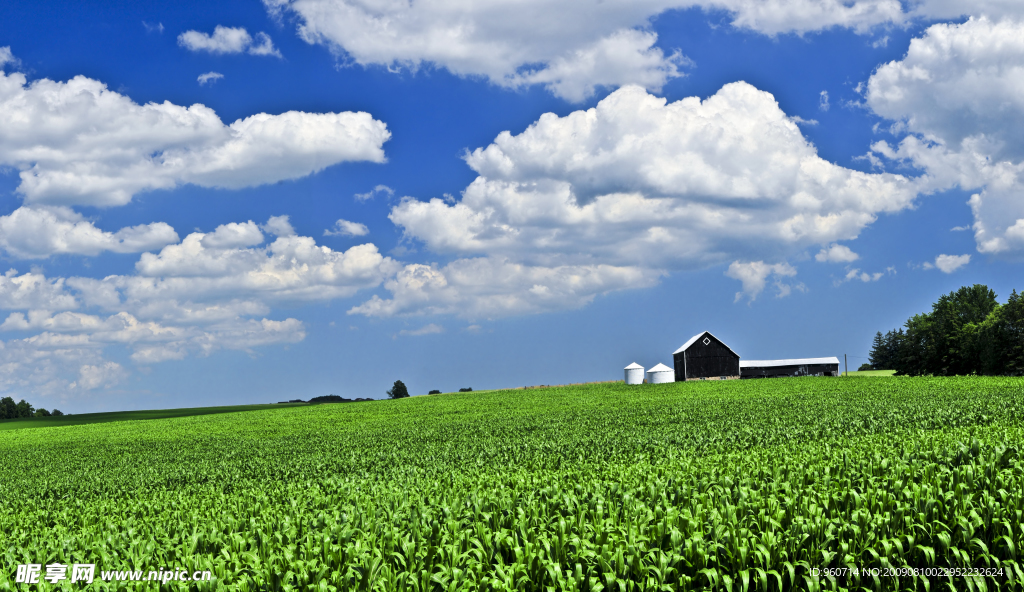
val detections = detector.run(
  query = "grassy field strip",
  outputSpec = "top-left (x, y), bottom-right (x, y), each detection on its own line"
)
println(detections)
top-left (1, 377), bottom-right (1022, 590)
top-left (0, 403), bottom-right (309, 432)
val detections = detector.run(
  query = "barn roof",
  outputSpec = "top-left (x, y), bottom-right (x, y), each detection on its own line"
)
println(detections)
top-left (624, 362), bottom-right (644, 370)
top-left (739, 357), bottom-right (840, 368)
top-left (672, 331), bottom-right (740, 357)
top-left (647, 363), bottom-right (673, 372)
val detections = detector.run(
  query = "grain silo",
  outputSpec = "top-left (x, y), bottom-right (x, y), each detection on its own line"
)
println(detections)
top-left (624, 362), bottom-right (644, 385)
top-left (646, 363), bottom-right (674, 384)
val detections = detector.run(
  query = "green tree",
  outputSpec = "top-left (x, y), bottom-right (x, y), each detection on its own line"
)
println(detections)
top-left (1003, 290), bottom-right (1024, 375)
top-left (34, 408), bottom-right (50, 417)
top-left (896, 313), bottom-right (932, 376)
top-left (882, 284), bottom-right (1020, 377)
top-left (387, 380), bottom-right (410, 399)
top-left (867, 331), bottom-right (884, 369)
top-left (977, 290), bottom-right (1024, 376)
top-left (873, 329), bottom-right (903, 371)
top-left (870, 329), bottom-right (904, 373)
top-left (15, 399), bottom-right (33, 418)
top-left (51, 409), bottom-right (64, 417)
top-left (0, 396), bottom-right (14, 420)
top-left (929, 284), bottom-right (998, 375)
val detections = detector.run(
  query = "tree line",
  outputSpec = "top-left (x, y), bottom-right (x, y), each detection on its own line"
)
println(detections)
top-left (868, 284), bottom-right (1024, 376)
top-left (0, 397), bottom-right (63, 420)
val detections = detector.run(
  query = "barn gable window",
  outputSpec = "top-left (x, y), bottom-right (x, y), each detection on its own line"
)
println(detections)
top-left (702, 337), bottom-right (711, 345)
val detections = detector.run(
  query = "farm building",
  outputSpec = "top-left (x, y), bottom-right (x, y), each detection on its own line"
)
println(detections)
top-left (740, 357), bottom-right (840, 378)
top-left (672, 331), bottom-right (741, 381)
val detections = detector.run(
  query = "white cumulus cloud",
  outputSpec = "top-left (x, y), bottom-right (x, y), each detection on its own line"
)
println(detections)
top-left (0, 333), bottom-right (108, 397)
top-left (505, 29), bottom-right (688, 102)
top-left (199, 221), bottom-right (265, 249)
top-left (383, 83), bottom-right (914, 316)
top-left (350, 258), bottom-right (659, 319)
top-left (72, 362), bottom-right (127, 390)
top-left (842, 268), bottom-right (883, 283)
top-left (325, 219), bottom-right (369, 237)
top-left (265, 0), bottom-right (696, 101)
top-left (261, 215), bottom-right (296, 238)
top-left (264, 0), bottom-right (1024, 100)
top-left (0, 66), bottom-right (389, 207)
top-left (0, 207), bottom-right (179, 259)
top-left (815, 243), bottom-right (859, 263)
top-left (867, 18), bottom-right (1024, 160)
top-left (867, 17), bottom-right (1024, 255)
top-left (908, 0), bottom-right (1024, 21)
top-left (0, 216), bottom-right (406, 396)
top-left (725, 261), bottom-right (798, 302)
top-left (372, 82), bottom-right (923, 315)
top-left (178, 26), bottom-right (282, 57)
top-left (0, 270), bottom-right (79, 311)
top-left (0, 46), bottom-right (19, 69)
top-left (129, 223), bottom-right (398, 301)
top-left (930, 253), bottom-right (971, 273)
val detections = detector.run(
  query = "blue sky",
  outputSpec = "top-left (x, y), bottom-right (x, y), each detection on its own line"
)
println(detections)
top-left (1, 0), bottom-right (1022, 412)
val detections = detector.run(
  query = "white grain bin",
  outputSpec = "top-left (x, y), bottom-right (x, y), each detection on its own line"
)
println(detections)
top-left (624, 362), bottom-right (645, 385)
top-left (646, 363), bottom-right (674, 384)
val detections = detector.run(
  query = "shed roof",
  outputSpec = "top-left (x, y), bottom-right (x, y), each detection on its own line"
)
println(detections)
top-left (624, 362), bottom-right (644, 370)
top-left (647, 363), bottom-right (673, 373)
top-left (739, 357), bottom-right (840, 368)
top-left (672, 331), bottom-right (740, 357)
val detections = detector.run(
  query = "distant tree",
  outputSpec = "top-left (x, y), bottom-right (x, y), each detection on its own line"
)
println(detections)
top-left (458, 387), bottom-right (473, 392)
top-left (877, 284), bottom-right (1021, 376)
top-left (0, 396), bottom-right (14, 420)
top-left (1001, 290), bottom-right (1024, 376)
top-left (897, 312), bottom-right (935, 376)
top-left (885, 329), bottom-right (906, 373)
top-left (51, 409), bottom-right (64, 417)
top-left (869, 329), bottom-right (903, 371)
top-left (977, 290), bottom-right (1024, 376)
top-left (34, 408), bottom-right (50, 417)
top-left (387, 380), bottom-right (410, 399)
top-left (858, 363), bottom-right (872, 371)
top-left (15, 399), bottom-right (33, 418)
top-left (308, 395), bottom-right (347, 404)
top-left (868, 332), bottom-right (885, 369)
top-left (930, 284), bottom-right (997, 375)
top-left (428, 390), bottom-right (441, 395)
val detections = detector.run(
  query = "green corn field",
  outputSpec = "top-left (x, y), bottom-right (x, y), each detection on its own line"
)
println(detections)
top-left (1, 377), bottom-right (1023, 591)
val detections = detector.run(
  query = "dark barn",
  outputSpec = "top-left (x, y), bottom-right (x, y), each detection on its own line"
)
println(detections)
top-left (740, 357), bottom-right (840, 378)
top-left (672, 331), bottom-right (741, 381)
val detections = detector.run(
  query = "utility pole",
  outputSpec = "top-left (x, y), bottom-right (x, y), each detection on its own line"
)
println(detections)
top-left (844, 354), bottom-right (848, 377)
